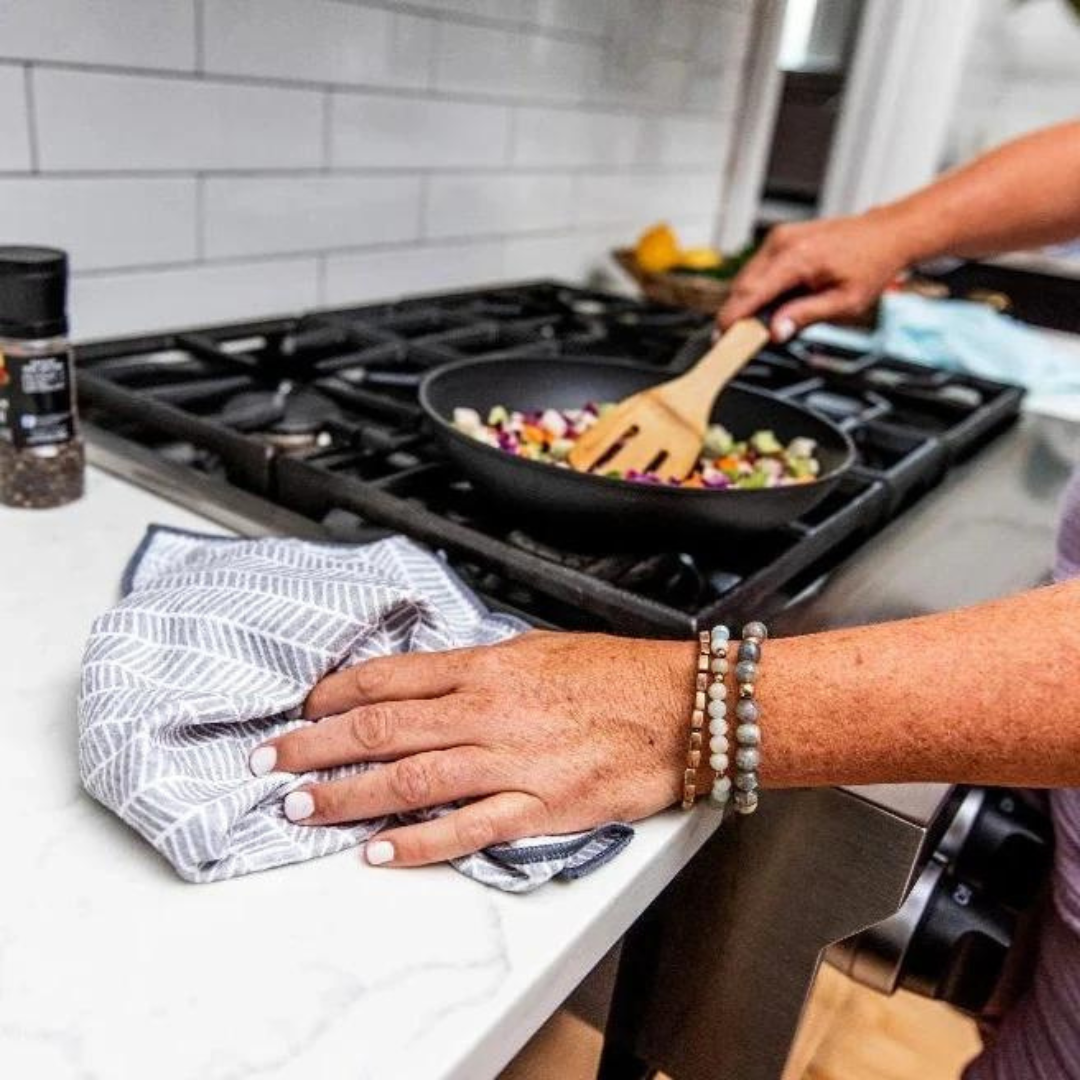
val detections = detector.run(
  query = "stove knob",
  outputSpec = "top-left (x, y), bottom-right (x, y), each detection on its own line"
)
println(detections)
top-left (939, 789), bottom-right (1053, 911)
top-left (899, 868), bottom-right (1014, 1014)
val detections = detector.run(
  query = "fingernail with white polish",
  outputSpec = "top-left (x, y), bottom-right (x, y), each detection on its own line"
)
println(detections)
top-left (366, 840), bottom-right (395, 866)
top-left (249, 745), bottom-right (277, 777)
top-left (775, 317), bottom-right (797, 343)
top-left (284, 790), bottom-right (315, 822)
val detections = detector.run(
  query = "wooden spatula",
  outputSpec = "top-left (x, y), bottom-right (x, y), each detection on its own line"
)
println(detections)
top-left (569, 299), bottom-right (795, 479)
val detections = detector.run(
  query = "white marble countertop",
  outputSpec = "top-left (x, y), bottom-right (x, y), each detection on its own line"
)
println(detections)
top-left (0, 468), bottom-right (723, 1080)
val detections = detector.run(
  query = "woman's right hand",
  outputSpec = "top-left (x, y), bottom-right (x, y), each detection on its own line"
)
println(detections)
top-left (717, 209), bottom-right (916, 341)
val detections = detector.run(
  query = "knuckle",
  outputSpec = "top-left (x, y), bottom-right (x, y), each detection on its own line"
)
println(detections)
top-left (348, 705), bottom-right (394, 752)
top-left (769, 223), bottom-right (795, 246)
top-left (350, 659), bottom-right (391, 700)
top-left (390, 757), bottom-right (435, 806)
top-left (455, 810), bottom-right (498, 853)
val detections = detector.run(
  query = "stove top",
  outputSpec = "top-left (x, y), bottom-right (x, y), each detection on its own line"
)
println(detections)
top-left (76, 280), bottom-right (1023, 636)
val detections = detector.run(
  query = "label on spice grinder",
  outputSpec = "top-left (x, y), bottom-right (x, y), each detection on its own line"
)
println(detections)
top-left (0, 348), bottom-right (78, 449)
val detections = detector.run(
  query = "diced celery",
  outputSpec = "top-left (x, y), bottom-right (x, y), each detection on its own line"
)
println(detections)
top-left (487, 405), bottom-right (509, 427)
top-left (750, 429), bottom-right (783, 455)
top-left (740, 468), bottom-right (770, 489)
top-left (702, 423), bottom-right (734, 457)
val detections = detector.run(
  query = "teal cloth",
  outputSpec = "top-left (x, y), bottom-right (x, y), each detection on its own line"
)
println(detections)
top-left (804, 292), bottom-right (1080, 395)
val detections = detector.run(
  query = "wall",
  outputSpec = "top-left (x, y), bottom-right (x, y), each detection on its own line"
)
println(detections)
top-left (944, 0), bottom-right (1080, 168)
top-left (0, 0), bottom-right (755, 341)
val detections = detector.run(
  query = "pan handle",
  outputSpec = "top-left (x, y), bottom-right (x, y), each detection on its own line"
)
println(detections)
top-left (756, 287), bottom-right (812, 331)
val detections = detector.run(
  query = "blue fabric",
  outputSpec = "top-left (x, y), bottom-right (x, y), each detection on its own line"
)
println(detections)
top-left (805, 293), bottom-right (1080, 395)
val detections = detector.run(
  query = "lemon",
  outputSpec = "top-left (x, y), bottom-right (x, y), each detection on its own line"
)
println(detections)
top-left (679, 246), bottom-right (723, 270)
top-left (634, 223), bottom-right (681, 274)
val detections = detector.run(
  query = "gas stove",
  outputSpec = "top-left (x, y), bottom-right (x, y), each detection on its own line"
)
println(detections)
top-left (76, 280), bottom-right (1023, 637)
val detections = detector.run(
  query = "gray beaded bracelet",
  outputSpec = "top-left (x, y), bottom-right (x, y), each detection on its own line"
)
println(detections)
top-left (706, 624), bottom-right (732, 810)
top-left (732, 620), bottom-right (767, 815)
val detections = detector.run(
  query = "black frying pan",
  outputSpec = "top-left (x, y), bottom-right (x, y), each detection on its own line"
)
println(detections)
top-left (419, 353), bottom-right (855, 548)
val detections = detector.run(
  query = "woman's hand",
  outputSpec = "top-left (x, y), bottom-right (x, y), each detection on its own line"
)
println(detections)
top-left (717, 209), bottom-right (915, 340)
top-left (250, 632), bottom-right (696, 868)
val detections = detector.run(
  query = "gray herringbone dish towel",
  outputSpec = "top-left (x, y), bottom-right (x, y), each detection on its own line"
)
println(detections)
top-left (78, 526), bottom-right (632, 891)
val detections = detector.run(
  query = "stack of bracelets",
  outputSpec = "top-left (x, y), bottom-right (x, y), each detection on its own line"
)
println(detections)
top-left (680, 620), bottom-right (767, 815)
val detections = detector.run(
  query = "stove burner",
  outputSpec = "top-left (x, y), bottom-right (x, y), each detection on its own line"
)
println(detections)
top-left (221, 383), bottom-right (343, 451)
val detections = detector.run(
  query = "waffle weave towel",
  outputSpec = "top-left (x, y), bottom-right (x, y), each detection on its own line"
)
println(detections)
top-left (77, 526), bottom-right (632, 892)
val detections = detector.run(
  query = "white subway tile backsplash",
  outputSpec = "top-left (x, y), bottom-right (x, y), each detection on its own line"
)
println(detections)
top-left (640, 114), bottom-right (732, 168)
top-left (0, 67), bottom-right (31, 171)
top-left (0, 0), bottom-right (195, 71)
top-left (512, 106), bottom-right (638, 167)
top-left (203, 0), bottom-right (433, 89)
top-left (656, 0), bottom-right (699, 54)
top-left (204, 176), bottom-right (422, 258)
top-left (532, 0), bottom-right (610, 36)
top-left (694, 5), bottom-right (749, 67)
top-left (426, 173), bottom-right (574, 238)
top-left (576, 171), bottom-right (719, 227)
top-left (0, 178), bottom-right (196, 270)
top-left (412, 0), bottom-right (536, 21)
top-left (331, 94), bottom-right (509, 168)
top-left (72, 258), bottom-right (320, 340)
top-left (34, 70), bottom-right (323, 171)
top-left (324, 239), bottom-right (505, 305)
top-left (503, 228), bottom-right (623, 283)
top-left (434, 22), bottom-right (598, 101)
top-left (0, 0), bottom-right (750, 331)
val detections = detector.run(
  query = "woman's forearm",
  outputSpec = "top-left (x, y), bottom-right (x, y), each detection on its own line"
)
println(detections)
top-left (756, 579), bottom-right (1080, 790)
top-left (881, 121), bottom-right (1080, 265)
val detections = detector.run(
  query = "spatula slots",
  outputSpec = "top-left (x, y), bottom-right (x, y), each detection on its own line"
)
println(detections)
top-left (568, 315), bottom-right (774, 480)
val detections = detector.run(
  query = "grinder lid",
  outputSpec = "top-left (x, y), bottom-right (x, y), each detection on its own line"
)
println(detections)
top-left (0, 246), bottom-right (68, 339)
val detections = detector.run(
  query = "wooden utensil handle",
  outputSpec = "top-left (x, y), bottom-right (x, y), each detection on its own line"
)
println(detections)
top-left (666, 318), bottom-right (771, 417)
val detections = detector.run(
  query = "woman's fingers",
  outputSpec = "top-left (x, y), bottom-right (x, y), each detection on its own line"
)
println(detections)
top-left (303, 649), bottom-right (466, 720)
top-left (255, 698), bottom-right (476, 774)
top-left (771, 287), bottom-right (864, 338)
top-left (718, 258), bottom-right (804, 333)
top-left (284, 747), bottom-right (503, 825)
top-left (365, 792), bottom-right (547, 867)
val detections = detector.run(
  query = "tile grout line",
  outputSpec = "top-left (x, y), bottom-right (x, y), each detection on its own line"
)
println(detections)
top-left (7, 57), bottom-right (719, 121)
top-left (23, 63), bottom-right (41, 173)
top-left (193, 0), bottom-right (205, 75)
top-left (66, 218), bottom-right (699, 280)
top-left (321, 91), bottom-right (334, 171)
top-left (194, 172), bottom-right (206, 261)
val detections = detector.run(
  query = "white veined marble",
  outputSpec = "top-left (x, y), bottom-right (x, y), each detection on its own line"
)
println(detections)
top-left (0, 467), bottom-right (722, 1079)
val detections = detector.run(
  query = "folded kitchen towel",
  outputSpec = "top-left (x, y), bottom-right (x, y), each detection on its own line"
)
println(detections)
top-left (806, 292), bottom-right (1080, 395)
top-left (78, 526), bottom-right (632, 892)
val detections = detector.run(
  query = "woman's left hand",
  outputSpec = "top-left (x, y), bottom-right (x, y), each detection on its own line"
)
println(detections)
top-left (250, 631), bottom-right (695, 867)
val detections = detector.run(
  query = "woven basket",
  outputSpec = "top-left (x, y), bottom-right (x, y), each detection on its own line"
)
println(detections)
top-left (613, 248), bottom-right (734, 315)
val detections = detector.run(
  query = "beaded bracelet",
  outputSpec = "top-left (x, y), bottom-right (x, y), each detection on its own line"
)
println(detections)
top-left (732, 620), bottom-right (768, 815)
top-left (680, 629), bottom-right (711, 810)
top-left (707, 624), bottom-right (732, 810)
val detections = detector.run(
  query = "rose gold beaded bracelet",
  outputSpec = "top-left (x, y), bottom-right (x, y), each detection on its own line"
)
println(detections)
top-left (679, 629), bottom-right (711, 809)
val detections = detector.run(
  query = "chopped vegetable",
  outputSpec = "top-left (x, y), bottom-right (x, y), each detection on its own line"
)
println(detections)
top-left (452, 402), bottom-right (823, 490)
top-left (702, 423), bottom-right (734, 457)
top-left (749, 429), bottom-right (783, 455)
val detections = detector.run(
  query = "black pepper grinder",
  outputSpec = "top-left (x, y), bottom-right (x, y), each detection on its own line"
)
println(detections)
top-left (0, 246), bottom-right (84, 508)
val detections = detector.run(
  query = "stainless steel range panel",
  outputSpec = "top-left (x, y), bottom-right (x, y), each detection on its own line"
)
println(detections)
top-left (74, 280), bottom-right (1068, 1079)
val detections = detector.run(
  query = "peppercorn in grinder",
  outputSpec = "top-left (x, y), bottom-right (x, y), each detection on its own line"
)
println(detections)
top-left (0, 246), bottom-right (84, 508)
